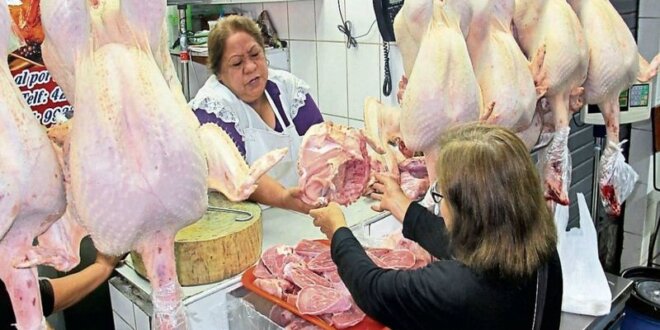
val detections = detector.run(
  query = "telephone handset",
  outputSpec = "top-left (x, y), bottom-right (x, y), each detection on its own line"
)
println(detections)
top-left (373, 0), bottom-right (404, 42)
top-left (373, 0), bottom-right (404, 96)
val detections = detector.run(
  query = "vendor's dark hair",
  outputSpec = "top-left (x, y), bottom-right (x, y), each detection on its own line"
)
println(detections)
top-left (436, 123), bottom-right (556, 277)
top-left (207, 15), bottom-right (265, 75)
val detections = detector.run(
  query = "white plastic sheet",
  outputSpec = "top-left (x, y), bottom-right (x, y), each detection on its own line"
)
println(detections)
top-left (556, 193), bottom-right (611, 316)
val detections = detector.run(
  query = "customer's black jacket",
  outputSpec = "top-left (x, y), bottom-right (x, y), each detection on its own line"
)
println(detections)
top-left (331, 202), bottom-right (563, 330)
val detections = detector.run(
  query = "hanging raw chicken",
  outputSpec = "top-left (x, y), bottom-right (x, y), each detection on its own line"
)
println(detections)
top-left (39, 0), bottom-right (287, 328)
top-left (568, 0), bottom-right (660, 215)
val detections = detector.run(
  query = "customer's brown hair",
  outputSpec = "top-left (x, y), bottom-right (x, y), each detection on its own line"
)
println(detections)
top-left (207, 15), bottom-right (265, 76)
top-left (436, 123), bottom-right (556, 278)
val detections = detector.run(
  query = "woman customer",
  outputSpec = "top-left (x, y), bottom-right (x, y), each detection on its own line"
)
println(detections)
top-left (310, 123), bottom-right (562, 330)
top-left (190, 15), bottom-right (323, 214)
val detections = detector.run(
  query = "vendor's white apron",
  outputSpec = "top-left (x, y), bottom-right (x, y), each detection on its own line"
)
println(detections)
top-left (243, 91), bottom-right (301, 188)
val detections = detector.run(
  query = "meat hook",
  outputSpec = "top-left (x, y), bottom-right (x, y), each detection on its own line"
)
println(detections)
top-left (207, 206), bottom-right (254, 222)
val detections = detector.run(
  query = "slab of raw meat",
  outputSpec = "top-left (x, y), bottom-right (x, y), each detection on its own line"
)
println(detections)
top-left (379, 250), bottom-right (416, 269)
top-left (262, 244), bottom-right (295, 277)
top-left (254, 278), bottom-right (293, 299)
top-left (323, 270), bottom-right (342, 283)
top-left (332, 305), bottom-right (367, 329)
top-left (294, 239), bottom-right (330, 258)
top-left (254, 260), bottom-right (275, 279)
top-left (283, 262), bottom-right (332, 288)
top-left (296, 285), bottom-right (352, 315)
top-left (307, 250), bottom-right (337, 273)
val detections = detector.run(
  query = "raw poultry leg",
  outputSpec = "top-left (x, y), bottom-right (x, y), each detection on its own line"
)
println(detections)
top-left (16, 211), bottom-right (87, 272)
top-left (199, 123), bottom-right (288, 202)
top-left (1, 2), bottom-right (66, 328)
top-left (135, 232), bottom-right (184, 329)
top-left (363, 97), bottom-right (401, 177)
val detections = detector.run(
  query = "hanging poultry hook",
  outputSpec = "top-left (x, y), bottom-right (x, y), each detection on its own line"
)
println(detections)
top-left (207, 206), bottom-right (254, 222)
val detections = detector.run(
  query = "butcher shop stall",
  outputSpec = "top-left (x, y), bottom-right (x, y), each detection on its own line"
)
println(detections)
top-left (3, 0), bottom-right (660, 329)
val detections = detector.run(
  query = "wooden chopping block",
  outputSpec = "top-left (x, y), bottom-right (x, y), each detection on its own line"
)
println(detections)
top-left (131, 192), bottom-right (262, 286)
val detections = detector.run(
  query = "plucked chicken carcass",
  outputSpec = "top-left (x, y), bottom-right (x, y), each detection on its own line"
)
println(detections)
top-left (568, 0), bottom-right (660, 215)
top-left (466, 0), bottom-right (546, 149)
top-left (393, 0), bottom-right (433, 78)
top-left (0, 1), bottom-right (67, 328)
top-left (298, 122), bottom-right (372, 206)
top-left (399, 0), bottom-right (482, 185)
top-left (40, 0), bottom-right (286, 328)
top-left (513, 0), bottom-right (589, 205)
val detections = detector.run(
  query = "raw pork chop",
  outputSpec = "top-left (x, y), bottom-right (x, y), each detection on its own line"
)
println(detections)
top-left (0, 3), bottom-right (67, 328)
top-left (39, 0), bottom-right (287, 328)
top-left (297, 122), bottom-right (371, 206)
top-left (296, 286), bottom-right (352, 315)
top-left (307, 250), bottom-right (337, 273)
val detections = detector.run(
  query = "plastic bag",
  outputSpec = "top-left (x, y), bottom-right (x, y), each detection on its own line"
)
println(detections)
top-left (598, 140), bottom-right (639, 216)
top-left (540, 127), bottom-right (571, 205)
top-left (556, 193), bottom-right (611, 316)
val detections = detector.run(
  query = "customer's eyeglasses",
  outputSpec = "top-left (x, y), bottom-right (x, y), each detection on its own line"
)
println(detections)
top-left (430, 182), bottom-right (443, 204)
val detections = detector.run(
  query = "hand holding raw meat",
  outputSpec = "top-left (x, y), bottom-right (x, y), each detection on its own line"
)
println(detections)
top-left (309, 202), bottom-right (348, 241)
top-left (297, 122), bottom-right (372, 207)
top-left (369, 173), bottom-right (412, 221)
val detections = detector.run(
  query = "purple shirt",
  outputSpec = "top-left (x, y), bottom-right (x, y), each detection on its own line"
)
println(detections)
top-left (194, 80), bottom-right (324, 158)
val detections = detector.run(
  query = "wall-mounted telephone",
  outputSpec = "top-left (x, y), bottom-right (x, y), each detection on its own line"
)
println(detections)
top-left (373, 0), bottom-right (404, 42)
top-left (373, 0), bottom-right (404, 96)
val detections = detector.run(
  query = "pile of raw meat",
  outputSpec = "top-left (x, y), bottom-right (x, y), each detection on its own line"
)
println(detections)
top-left (252, 239), bottom-right (432, 329)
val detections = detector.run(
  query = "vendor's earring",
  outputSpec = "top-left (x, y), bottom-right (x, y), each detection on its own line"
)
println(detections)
top-left (266, 59), bottom-right (271, 66)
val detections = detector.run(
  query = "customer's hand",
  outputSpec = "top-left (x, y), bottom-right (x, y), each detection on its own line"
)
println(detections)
top-left (280, 187), bottom-right (318, 214)
top-left (309, 202), bottom-right (347, 241)
top-left (370, 173), bottom-right (412, 222)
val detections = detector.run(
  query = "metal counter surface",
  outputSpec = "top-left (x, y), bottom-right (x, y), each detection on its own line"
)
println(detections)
top-left (115, 197), bottom-right (388, 301)
top-left (559, 273), bottom-right (633, 330)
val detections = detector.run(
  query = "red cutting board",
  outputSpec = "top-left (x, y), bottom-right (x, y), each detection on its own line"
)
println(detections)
top-left (241, 241), bottom-right (387, 330)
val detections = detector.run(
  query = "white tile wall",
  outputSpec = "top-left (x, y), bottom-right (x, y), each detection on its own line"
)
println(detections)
top-left (288, 1), bottom-right (316, 40)
top-left (289, 40), bottom-right (319, 99)
top-left (345, 0), bottom-right (381, 44)
top-left (272, 0), bottom-right (402, 128)
top-left (315, 0), bottom-right (346, 42)
top-left (317, 42), bottom-right (348, 117)
top-left (264, 2), bottom-right (290, 39)
top-left (347, 44), bottom-right (381, 120)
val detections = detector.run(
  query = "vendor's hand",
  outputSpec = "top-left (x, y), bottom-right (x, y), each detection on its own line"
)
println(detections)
top-left (370, 173), bottom-right (412, 222)
top-left (281, 187), bottom-right (318, 214)
top-left (309, 202), bottom-right (347, 241)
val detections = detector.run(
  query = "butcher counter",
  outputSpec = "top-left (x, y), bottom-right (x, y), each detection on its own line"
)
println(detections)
top-left (108, 197), bottom-right (633, 330)
top-left (108, 197), bottom-right (399, 330)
